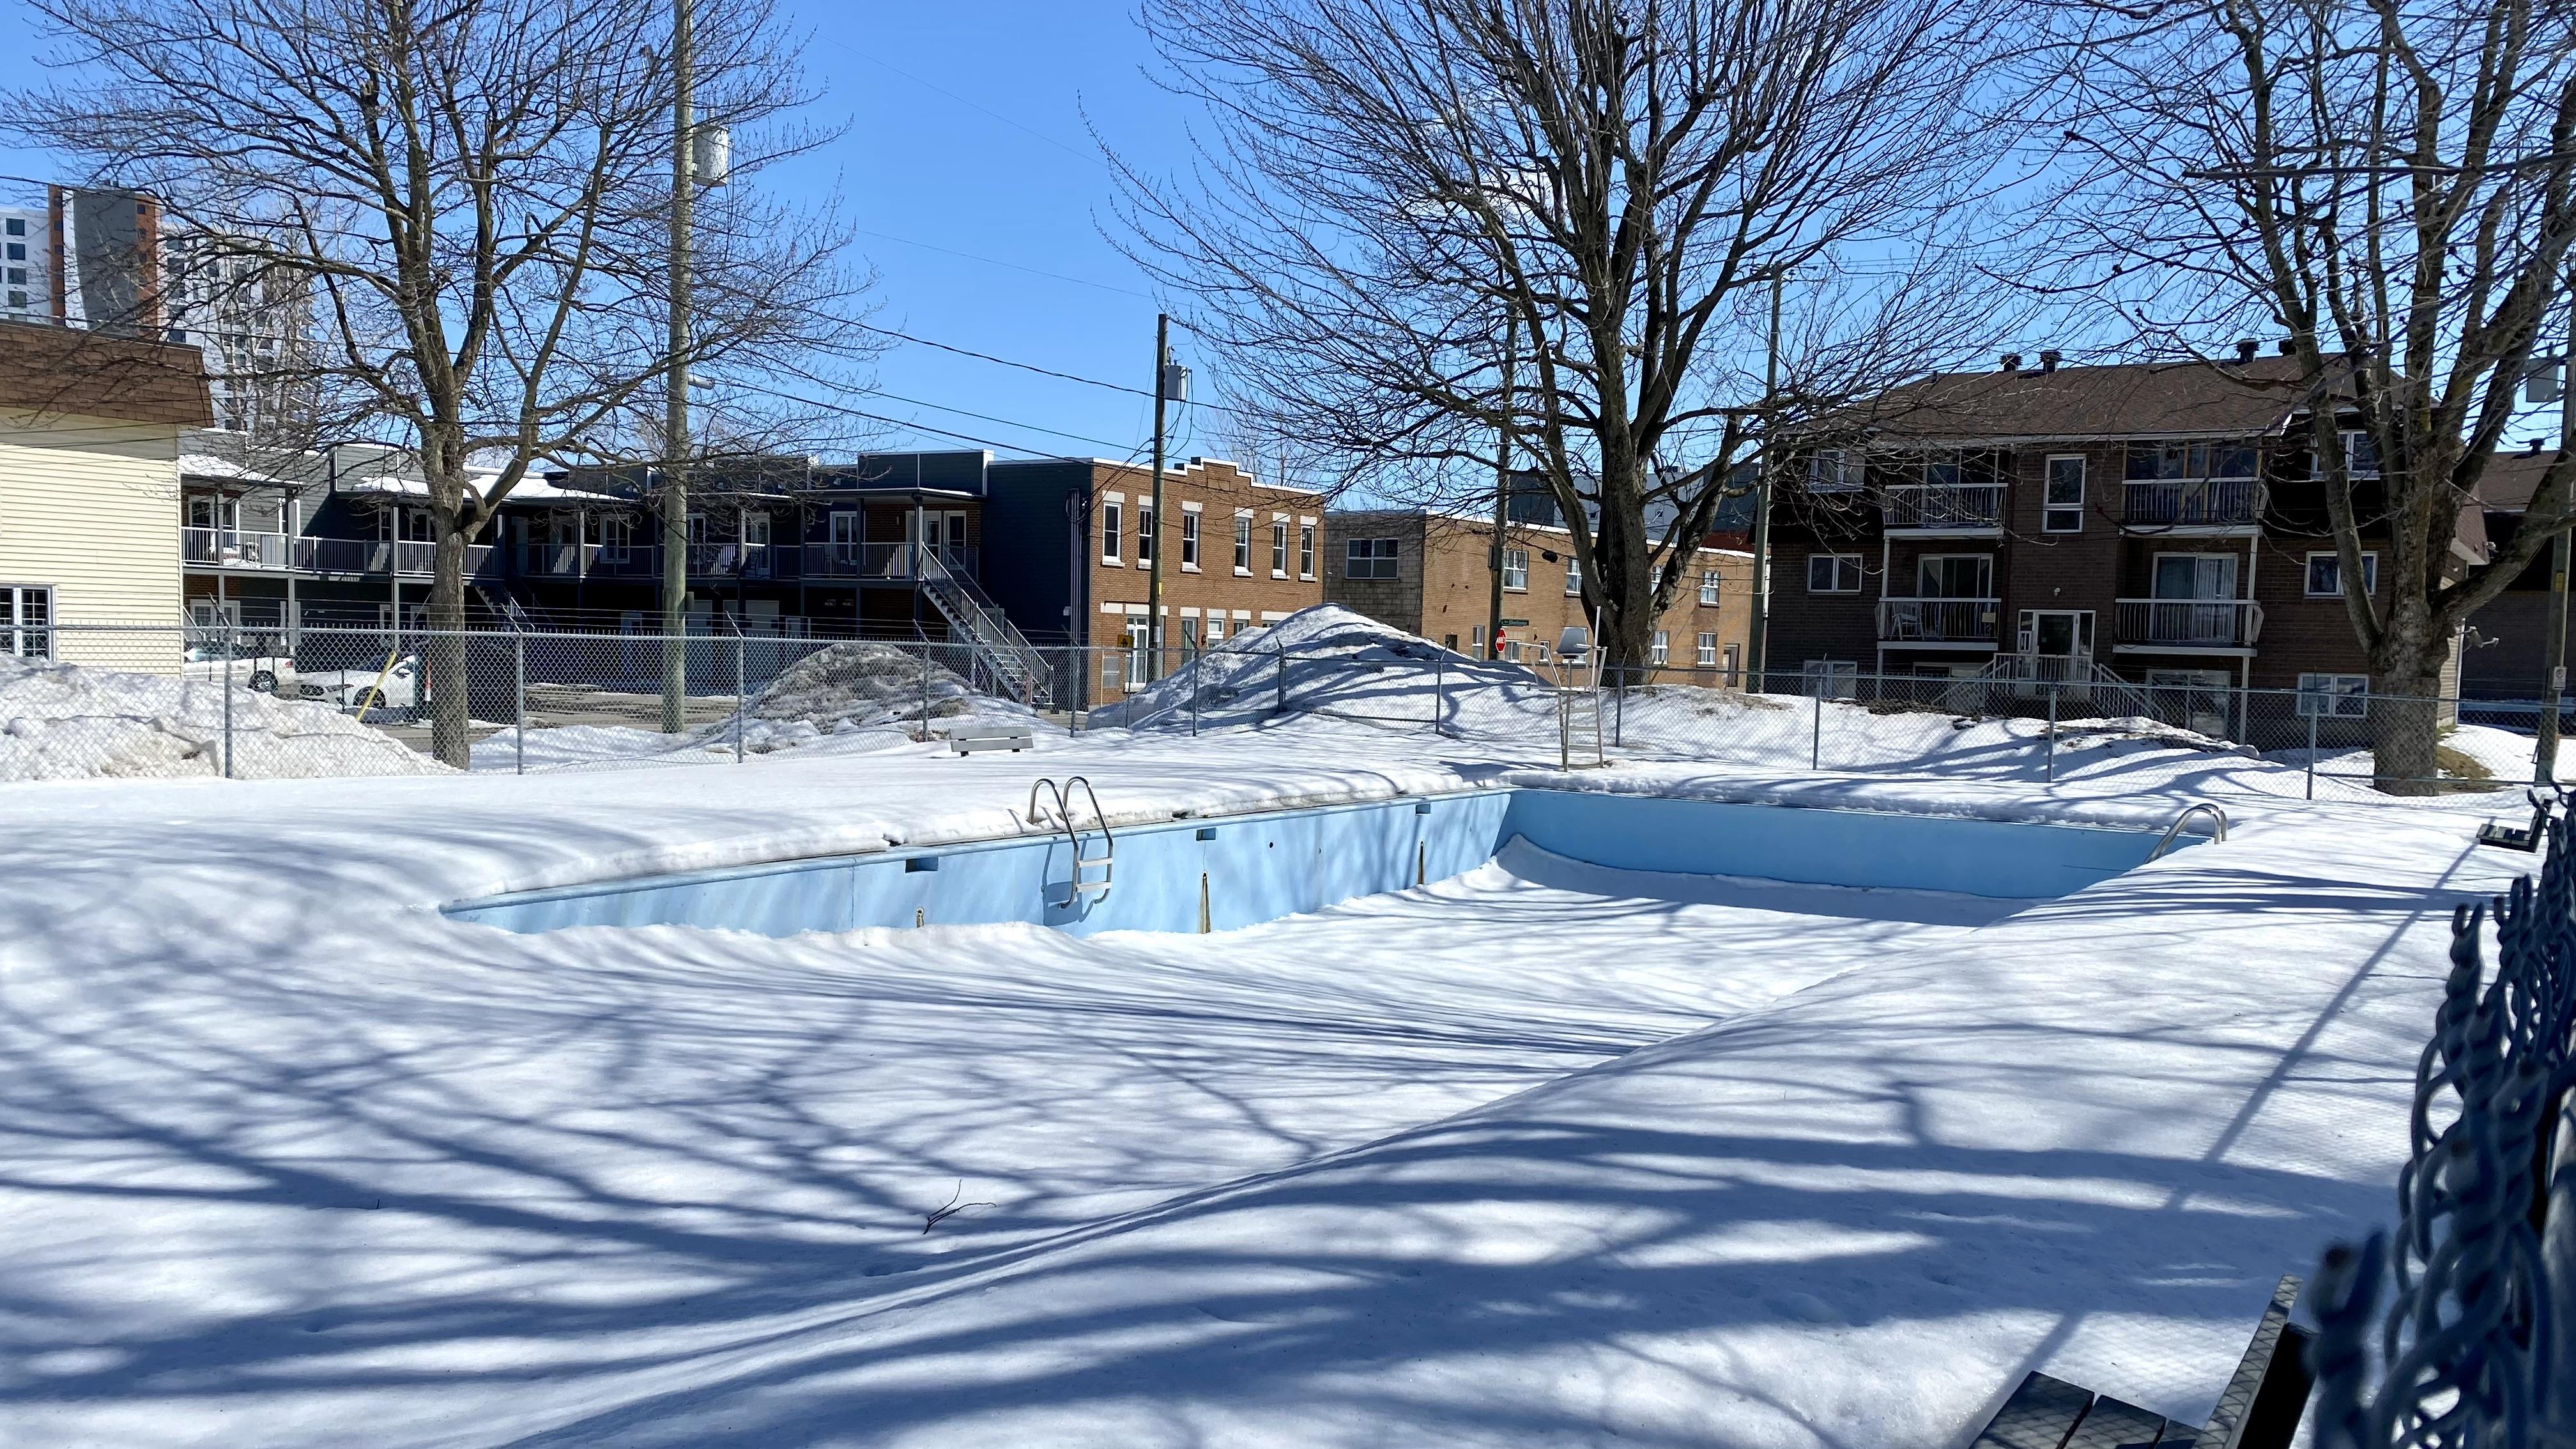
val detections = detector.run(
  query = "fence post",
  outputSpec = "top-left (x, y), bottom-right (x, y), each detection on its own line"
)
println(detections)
top-left (1433, 652), bottom-right (1445, 736)
top-left (221, 621), bottom-right (236, 779)
top-left (1810, 689), bottom-right (1823, 771)
top-left (920, 642), bottom-right (932, 741)
top-left (2045, 682), bottom-right (2058, 784)
top-left (514, 631), bottom-right (526, 776)
top-left (1275, 635), bottom-right (1287, 717)
top-left (2306, 701), bottom-right (2318, 801)
top-left (735, 629), bottom-right (748, 763)
top-left (1190, 648), bottom-right (1202, 737)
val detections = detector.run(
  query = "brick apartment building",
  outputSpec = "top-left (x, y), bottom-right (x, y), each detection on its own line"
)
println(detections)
top-left (1322, 508), bottom-right (1753, 680)
top-left (1767, 349), bottom-right (2462, 728)
top-left (2463, 446), bottom-right (2564, 697)
top-left (981, 456), bottom-right (1326, 697)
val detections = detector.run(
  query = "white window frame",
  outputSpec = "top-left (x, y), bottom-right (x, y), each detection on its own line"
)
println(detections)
top-left (1802, 659), bottom-right (1859, 698)
top-left (1136, 500), bottom-right (1156, 565)
top-left (1695, 631), bottom-right (1717, 666)
top-left (1298, 521), bottom-right (1317, 579)
top-left (1344, 536), bottom-right (1400, 581)
top-left (1807, 553), bottom-right (1863, 593)
top-left (2043, 455), bottom-right (2085, 533)
top-left (1232, 512), bottom-right (1253, 574)
top-left (1698, 569), bottom-right (1721, 606)
top-left (2297, 672), bottom-right (2368, 719)
top-left (1807, 450), bottom-right (1861, 492)
top-left (1100, 496), bottom-right (1123, 564)
top-left (1501, 547), bottom-right (1529, 592)
top-left (2305, 550), bottom-right (2378, 598)
top-left (1271, 519), bottom-right (1291, 577)
top-left (2, 584), bottom-right (53, 659)
top-left (1180, 507), bottom-right (1202, 571)
top-left (1650, 630), bottom-right (1669, 665)
top-left (1564, 555), bottom-right (1583, 596)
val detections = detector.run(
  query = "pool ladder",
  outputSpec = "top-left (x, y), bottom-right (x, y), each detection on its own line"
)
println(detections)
top-left (1028, 776), bottom-right (1114, 907)
top-left (2147, 801), bottom-right (2228, 860)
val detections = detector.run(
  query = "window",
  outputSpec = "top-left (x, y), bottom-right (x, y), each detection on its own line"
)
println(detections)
top-left (1808, 450), bottom-right (1861, 492)
top-left (1470, 623), bottom-right (1486, 655)
top-left (1181, 510), bottom-right (1201, 569)
top-left (4, 268), bottom-right (20, 286)
top-left (1233, 514), bottom-right (1252, 572)
top-left (4, 243), bottom-right (22, 262)
top-left (2305, 551), bottom-right (2378, 598)
top-left (1696, 631), bottom-right (1717, 666)
top-left (1101, 498), bottom-right (1123, 563)
top-left (1807, 553), bottom-right (1862, 593)
top-left (1345, 537), bottom-right (1400, 580)
top-left (1915, 554), bottom-right (1993, 599)
top-left (2297, 673), bottom-right (2368, 719)
top-left (1137, 502), bottom-right (1156, 564)
top-left (3, 218), bottom-right (20, 236)
top-left (1698, 569), bottom-right (1721, 606)
top-left (1271, 520), bottom-right (1290, 575)
top-left (1802, 659), bottom-right (1859, 699)
top-left (2044, 456), bottom-right (2085, 532)
top-left (1502, 547), bottom-right (1529, 591)
top-left (1298, 523), bottom-right (1316, 578)
top-left (1565, 555), bottom-right (1583, 596)
top-left (2313, 430), bottom-right (2382, 479)
top-left (1, 585), bottom-right (51, 659)
top-left (2126, 441), bottom-right (2260, 481)
top-left (1124, 618), bottom-right (1150, 687)
top-left (1650, 631), bottom-right (1669, 666)
top-left (5, 292), bottom-right (22, 309)
top-left (1206, 615), bottom-right (1225, 644)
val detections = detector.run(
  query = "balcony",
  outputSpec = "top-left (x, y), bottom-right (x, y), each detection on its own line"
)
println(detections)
top-left (186, 528), bottom-right (493, 578)
top-left (1877, 596), bottom-right (2003, 644)
top-left (2121, 479), bottom-right (2267, 532)
top-left (1881, 484), bottom-right (2005, 533)
top-left (797, 542), bottom-right (978, 581)
top-left (183, 527), bottom-right (297, 570)
top-left (2114, 597), bottom-right (2264, 650)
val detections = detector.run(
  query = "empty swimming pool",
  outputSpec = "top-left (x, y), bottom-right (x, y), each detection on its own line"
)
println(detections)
top-left (443, 789), bottom-right (2203, 938)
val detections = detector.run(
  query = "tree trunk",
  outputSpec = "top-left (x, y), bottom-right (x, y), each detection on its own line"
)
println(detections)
top-left (2368, 608), bottom-right (2450, 797)
top-left (427, 520), bottom-right (473, 769)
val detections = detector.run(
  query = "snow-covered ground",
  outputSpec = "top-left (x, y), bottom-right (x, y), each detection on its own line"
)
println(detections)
top-left (0, 652), bottom-right (450, 782)
top-left (0, 608), bottom-right (2535, 1445)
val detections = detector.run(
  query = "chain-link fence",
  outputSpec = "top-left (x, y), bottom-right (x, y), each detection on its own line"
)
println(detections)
top-left (4, 618), bottom-right (2567, 804)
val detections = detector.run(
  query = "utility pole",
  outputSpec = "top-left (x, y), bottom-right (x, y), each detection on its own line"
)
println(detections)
top-left (659, 0), bottom-right (694, 733)
top-left (1488, 316), bottom-right (1517, 661)
top-left (1745, 272), bottom-right (1781, 688)
top-left (1147, 312), bottom-right (1170, 677)
top-left (2542, 332), bottom-right (2573, 783)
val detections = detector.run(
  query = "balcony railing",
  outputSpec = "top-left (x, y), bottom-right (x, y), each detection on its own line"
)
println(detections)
top-left (2121, 479), bottom-right (2267, 528)
top-left (1881, 484), bottom-right (2005, 531)
top-left (182, 527), bottom-right (296, 569)
top-left (2116, 597), bottom-right (2264, 648)
top-left (1876, 596), bottom-right (2003, 642)
top-left (514, 542), bottom-right (661, 579)
top-left (502, 540), bottom-right (980, 582)
top-left (798, 542), bottom-right (978, 580)
top-left (187, 528), bottom-right (493, 577)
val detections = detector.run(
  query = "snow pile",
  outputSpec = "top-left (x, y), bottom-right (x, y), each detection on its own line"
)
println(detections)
top-left (0, 653), bottom-right (448, 781)
top-left (1091, 604), bottom-right (1558, 731)
top-left (739, 640), bottom-right (1052, 753)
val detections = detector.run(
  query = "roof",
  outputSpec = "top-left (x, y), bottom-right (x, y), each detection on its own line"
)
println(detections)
top-left (1848, 354), bottom-right (2333, 445)
top-left (0, 319), bottom-right (211, 429)
top-left (2475, 446), bottom-right (2558, 512)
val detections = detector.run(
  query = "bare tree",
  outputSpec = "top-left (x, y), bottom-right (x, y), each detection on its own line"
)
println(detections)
top-left (2036, 0), bottom-right (2576, 792)
top-left (11, 0), bottom-right (868, 764)
top-left (1113, 0), bottom-right (2024, 670)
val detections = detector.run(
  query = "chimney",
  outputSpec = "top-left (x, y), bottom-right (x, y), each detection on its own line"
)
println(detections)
top-left (2039, 349), bottom-right (2061, 373)
top-left (2235, 338), bottom-right (2258, 364)
top-left (2000, 352), bottom-right (2021, 372)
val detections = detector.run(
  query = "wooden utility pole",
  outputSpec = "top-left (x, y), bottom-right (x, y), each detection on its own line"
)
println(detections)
top-left (1487, 316), bottom-right (1516, 659)
top-left (2543, 330), bottom-right (2573, 782)
top-left (1147, 312), bottom-right (1170, 676)
top-left (1745, 272), bottom-right (1781, 687)
top-left (659, 0), bottom-right (694, 732)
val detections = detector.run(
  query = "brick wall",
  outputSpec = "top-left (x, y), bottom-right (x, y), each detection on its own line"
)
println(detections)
top-left (1324, 510), bottom-right (1752, 682)
top-left (1082, 458), bottom-right (1325, 696)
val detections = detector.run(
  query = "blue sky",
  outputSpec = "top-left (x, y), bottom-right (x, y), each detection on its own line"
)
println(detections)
top-left (0, 0), bottom-right (1206, 471)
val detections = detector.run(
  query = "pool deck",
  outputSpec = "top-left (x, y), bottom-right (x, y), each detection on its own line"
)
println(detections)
top-left (0, 727), bottom-right (2523, 1446)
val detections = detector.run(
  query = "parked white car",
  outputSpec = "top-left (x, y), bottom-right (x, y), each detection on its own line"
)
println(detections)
top-left (297, 654), bottom-right (422, 714)
top-left (180, 646), bottom-right (297, 697)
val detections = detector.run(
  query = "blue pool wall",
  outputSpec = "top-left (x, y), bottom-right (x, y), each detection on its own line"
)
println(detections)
top-left (445, 790), bottom-right (2192, 939)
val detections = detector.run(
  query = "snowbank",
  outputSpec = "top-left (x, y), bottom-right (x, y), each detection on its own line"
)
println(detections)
top-left (0, 653), bottom-right (448, 781)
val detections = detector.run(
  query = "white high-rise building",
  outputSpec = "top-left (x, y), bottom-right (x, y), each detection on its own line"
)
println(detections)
top-left (0, 206), bottom-right (52, 320)
top-left (161, 229), bottom-right (312, 438)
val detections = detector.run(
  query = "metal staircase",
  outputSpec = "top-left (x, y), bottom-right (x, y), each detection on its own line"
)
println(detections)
top-left (1959, 653), bottom-right (2162, 721)
top-left (1027, 776), bottom-right (1113, 907)
top-left (916, 548), bottom-right (1052, 706)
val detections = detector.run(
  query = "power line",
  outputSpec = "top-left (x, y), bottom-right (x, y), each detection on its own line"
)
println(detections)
top-left (864, 387), bottom-right (1132, 450)
top-left (818, 39), bottom-right (1105, 170)
top-left (733, 378), bottom-right (1114, 459)
top-left (853, 227), bottom-right (1154, 299)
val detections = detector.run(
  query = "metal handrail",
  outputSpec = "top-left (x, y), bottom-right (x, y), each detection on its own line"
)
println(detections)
top-left (2148, 801), bottom-right (2229, 860)
top-left (1026, 776), bottom-right (1114, 906)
